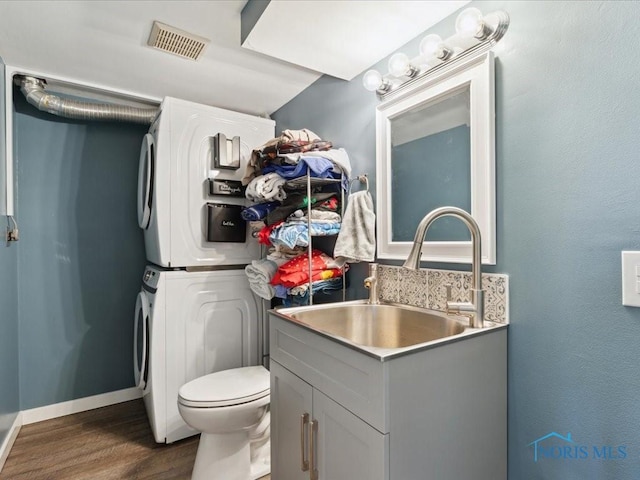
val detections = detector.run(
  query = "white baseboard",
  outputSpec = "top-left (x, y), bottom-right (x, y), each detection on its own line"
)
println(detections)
top-left (21, 387), bottom-right (142, 425)
top-left (0, 412), bottom-right (22, 473)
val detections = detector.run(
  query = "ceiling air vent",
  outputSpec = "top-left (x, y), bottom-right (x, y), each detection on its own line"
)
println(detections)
top-left (147, 21), bottom-right (209, 61)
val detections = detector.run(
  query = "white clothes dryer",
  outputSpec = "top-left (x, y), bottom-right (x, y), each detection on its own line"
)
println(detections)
top-left (134, 265), bottom-right (261, 443)
top-left (138, 97), bottom-right (275, 268)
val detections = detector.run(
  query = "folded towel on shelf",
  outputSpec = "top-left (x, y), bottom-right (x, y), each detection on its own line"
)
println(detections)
top-left (241, 201), bottom-right (281, 221)
top-left (334, 190), bottom-right (376, 264)
top-left (247, 281), bottom-right (275, 301)
top-left (246, 258), bottom-right (279, 282)
top-left (245, 173), bottom-right (287, 202)
top-left (245, 258), bottom-right (279, 300)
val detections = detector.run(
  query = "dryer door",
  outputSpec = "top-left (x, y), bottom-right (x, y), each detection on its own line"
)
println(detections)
top-left (137, 133), bottom-right (155, 229)
top-left (134, 291), bottom-right (150, 390)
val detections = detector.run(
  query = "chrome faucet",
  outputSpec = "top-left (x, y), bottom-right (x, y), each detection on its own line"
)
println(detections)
top-left (402, 206), bottom-right (485, 328)
top-left (364, 263), bottom-right (380, 305)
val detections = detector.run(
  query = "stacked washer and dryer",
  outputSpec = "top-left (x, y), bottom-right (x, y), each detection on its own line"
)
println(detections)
top-left (133, 97), bottom-right (275, 444)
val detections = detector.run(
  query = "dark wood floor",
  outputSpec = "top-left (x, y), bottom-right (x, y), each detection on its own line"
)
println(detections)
top-left (1, 399), bottom-right (270, 480)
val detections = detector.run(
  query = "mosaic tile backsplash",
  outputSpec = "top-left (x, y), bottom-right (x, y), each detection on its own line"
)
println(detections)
top-left (377, 265), bottom-right (509, 324)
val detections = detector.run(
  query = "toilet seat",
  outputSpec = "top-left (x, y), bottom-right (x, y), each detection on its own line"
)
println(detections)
top-left (179, 366), bottom-right (270, 408)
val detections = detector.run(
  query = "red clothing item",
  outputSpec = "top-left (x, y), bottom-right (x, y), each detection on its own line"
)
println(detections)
top-left (257, 221), bottom-right (283, 246)
top-left (271, 249), bottom-right (343, 288)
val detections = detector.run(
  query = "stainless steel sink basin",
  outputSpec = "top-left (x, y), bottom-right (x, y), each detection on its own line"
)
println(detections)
top-left (278, 302), bottom-right (467, 349)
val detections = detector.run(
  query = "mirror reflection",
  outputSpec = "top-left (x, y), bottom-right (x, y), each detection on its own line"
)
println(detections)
top-left (390, 88), bottom-right (471, 242)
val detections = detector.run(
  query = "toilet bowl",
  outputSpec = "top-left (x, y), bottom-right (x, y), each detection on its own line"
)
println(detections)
top-left (178, 366), bottom-right (271, 480)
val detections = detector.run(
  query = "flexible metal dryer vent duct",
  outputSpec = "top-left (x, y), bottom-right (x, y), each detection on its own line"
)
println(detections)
top-left (17, 76), bottom-right (158, 125)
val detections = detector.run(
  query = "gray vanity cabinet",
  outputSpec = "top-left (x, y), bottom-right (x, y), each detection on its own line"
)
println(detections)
top-left (270, 360), bottom-right (312, 480)
top-left (269, 312), bottom-right (507, 480)
top-left (312, 388), bottom-right (387, 479)
top-left (270, 360), bottom-right (388, 480)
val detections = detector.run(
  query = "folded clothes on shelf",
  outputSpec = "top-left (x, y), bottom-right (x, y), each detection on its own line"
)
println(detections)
top-left (288, 276), bottom-right (344, 297)
top-left (281, 148), bottom-right (352, 190)
top-left (242, 128), bottom-right (327, 185)
top-left (282, 277), bottom-right (345, 306)
top-left (287, 209), bottom-right (341, 224)
top-left (262, 156), bottom-right (338, 181)
top-left (272, 268), bottom-right (342, 298)
top-left (265, 192), bottom-right (338, 226)
top-left (269, 222), bottom-right (342, 249)
top-left (271, 249), bottom-right (343, 288)
top-left (267, 244), bottom-right (304, 262)
top-left (256, 221), bottom-right (282, 246)
top-left (245, 172), bottom-right (287, 202)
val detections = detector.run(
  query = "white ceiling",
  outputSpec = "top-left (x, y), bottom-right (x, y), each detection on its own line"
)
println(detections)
top-left (0, 0), bottom-right (468, 117)
top-left (242, 0), bottom-right (468, 81)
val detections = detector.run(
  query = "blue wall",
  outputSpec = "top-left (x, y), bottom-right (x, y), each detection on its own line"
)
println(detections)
top-left (392, 125), bottom-right (471, 241)
top-left (13, 88), bottom-right (147, 409)
top-left (274, 1), bottom-right (640, 478)
top-left (0, 58), bottom-right (20, 449)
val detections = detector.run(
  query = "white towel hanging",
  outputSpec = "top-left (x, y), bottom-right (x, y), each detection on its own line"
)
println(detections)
top-left (335, 175), bottom-right (375, 264)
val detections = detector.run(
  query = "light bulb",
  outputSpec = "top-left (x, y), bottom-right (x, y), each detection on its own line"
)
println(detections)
top-left (388, 53), bottom-right (412, 77)
top-left (419, 34), bottom-right (443, 58)
top-left (362, 70), bottom-right (383, 91)
top-left (455, 8), bottom-right (485, 39)
top-left (419, 34), bottom-right (452, 61)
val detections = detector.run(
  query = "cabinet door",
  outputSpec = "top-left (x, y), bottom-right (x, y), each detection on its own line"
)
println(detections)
top-left (313, 390), bottom-right (388, 480)
top-left (271, 360), bottom-right (313, 480)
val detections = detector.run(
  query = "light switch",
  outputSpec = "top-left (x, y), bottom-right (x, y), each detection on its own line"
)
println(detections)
top-left (621, 251), bottom-right (640, 307)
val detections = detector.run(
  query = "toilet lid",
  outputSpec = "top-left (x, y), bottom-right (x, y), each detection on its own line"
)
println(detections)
top-left (178, 366), bottom-right (270, 408)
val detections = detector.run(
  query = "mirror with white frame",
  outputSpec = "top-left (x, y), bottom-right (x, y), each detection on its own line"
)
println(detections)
top-left (376, 51), bottom-right (496, 264)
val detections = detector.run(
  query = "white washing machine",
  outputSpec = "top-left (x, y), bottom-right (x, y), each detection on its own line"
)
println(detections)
top-left (138, 97), bottom-right (275, 268)
top-left (134, 265), bottom-right (261, 443)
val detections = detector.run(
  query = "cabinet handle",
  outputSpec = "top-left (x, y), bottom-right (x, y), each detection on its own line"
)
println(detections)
top-left (310, 419), bottom-right (319, 480)
top-left (300, 413), bottom-right (309, 472)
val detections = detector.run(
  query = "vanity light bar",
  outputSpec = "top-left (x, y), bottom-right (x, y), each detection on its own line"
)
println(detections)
top-left (363, 8), bottom-right (509, 97)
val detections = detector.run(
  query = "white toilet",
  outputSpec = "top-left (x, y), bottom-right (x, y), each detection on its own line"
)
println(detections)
top-left (178, 365), bottom-right (271, 480)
